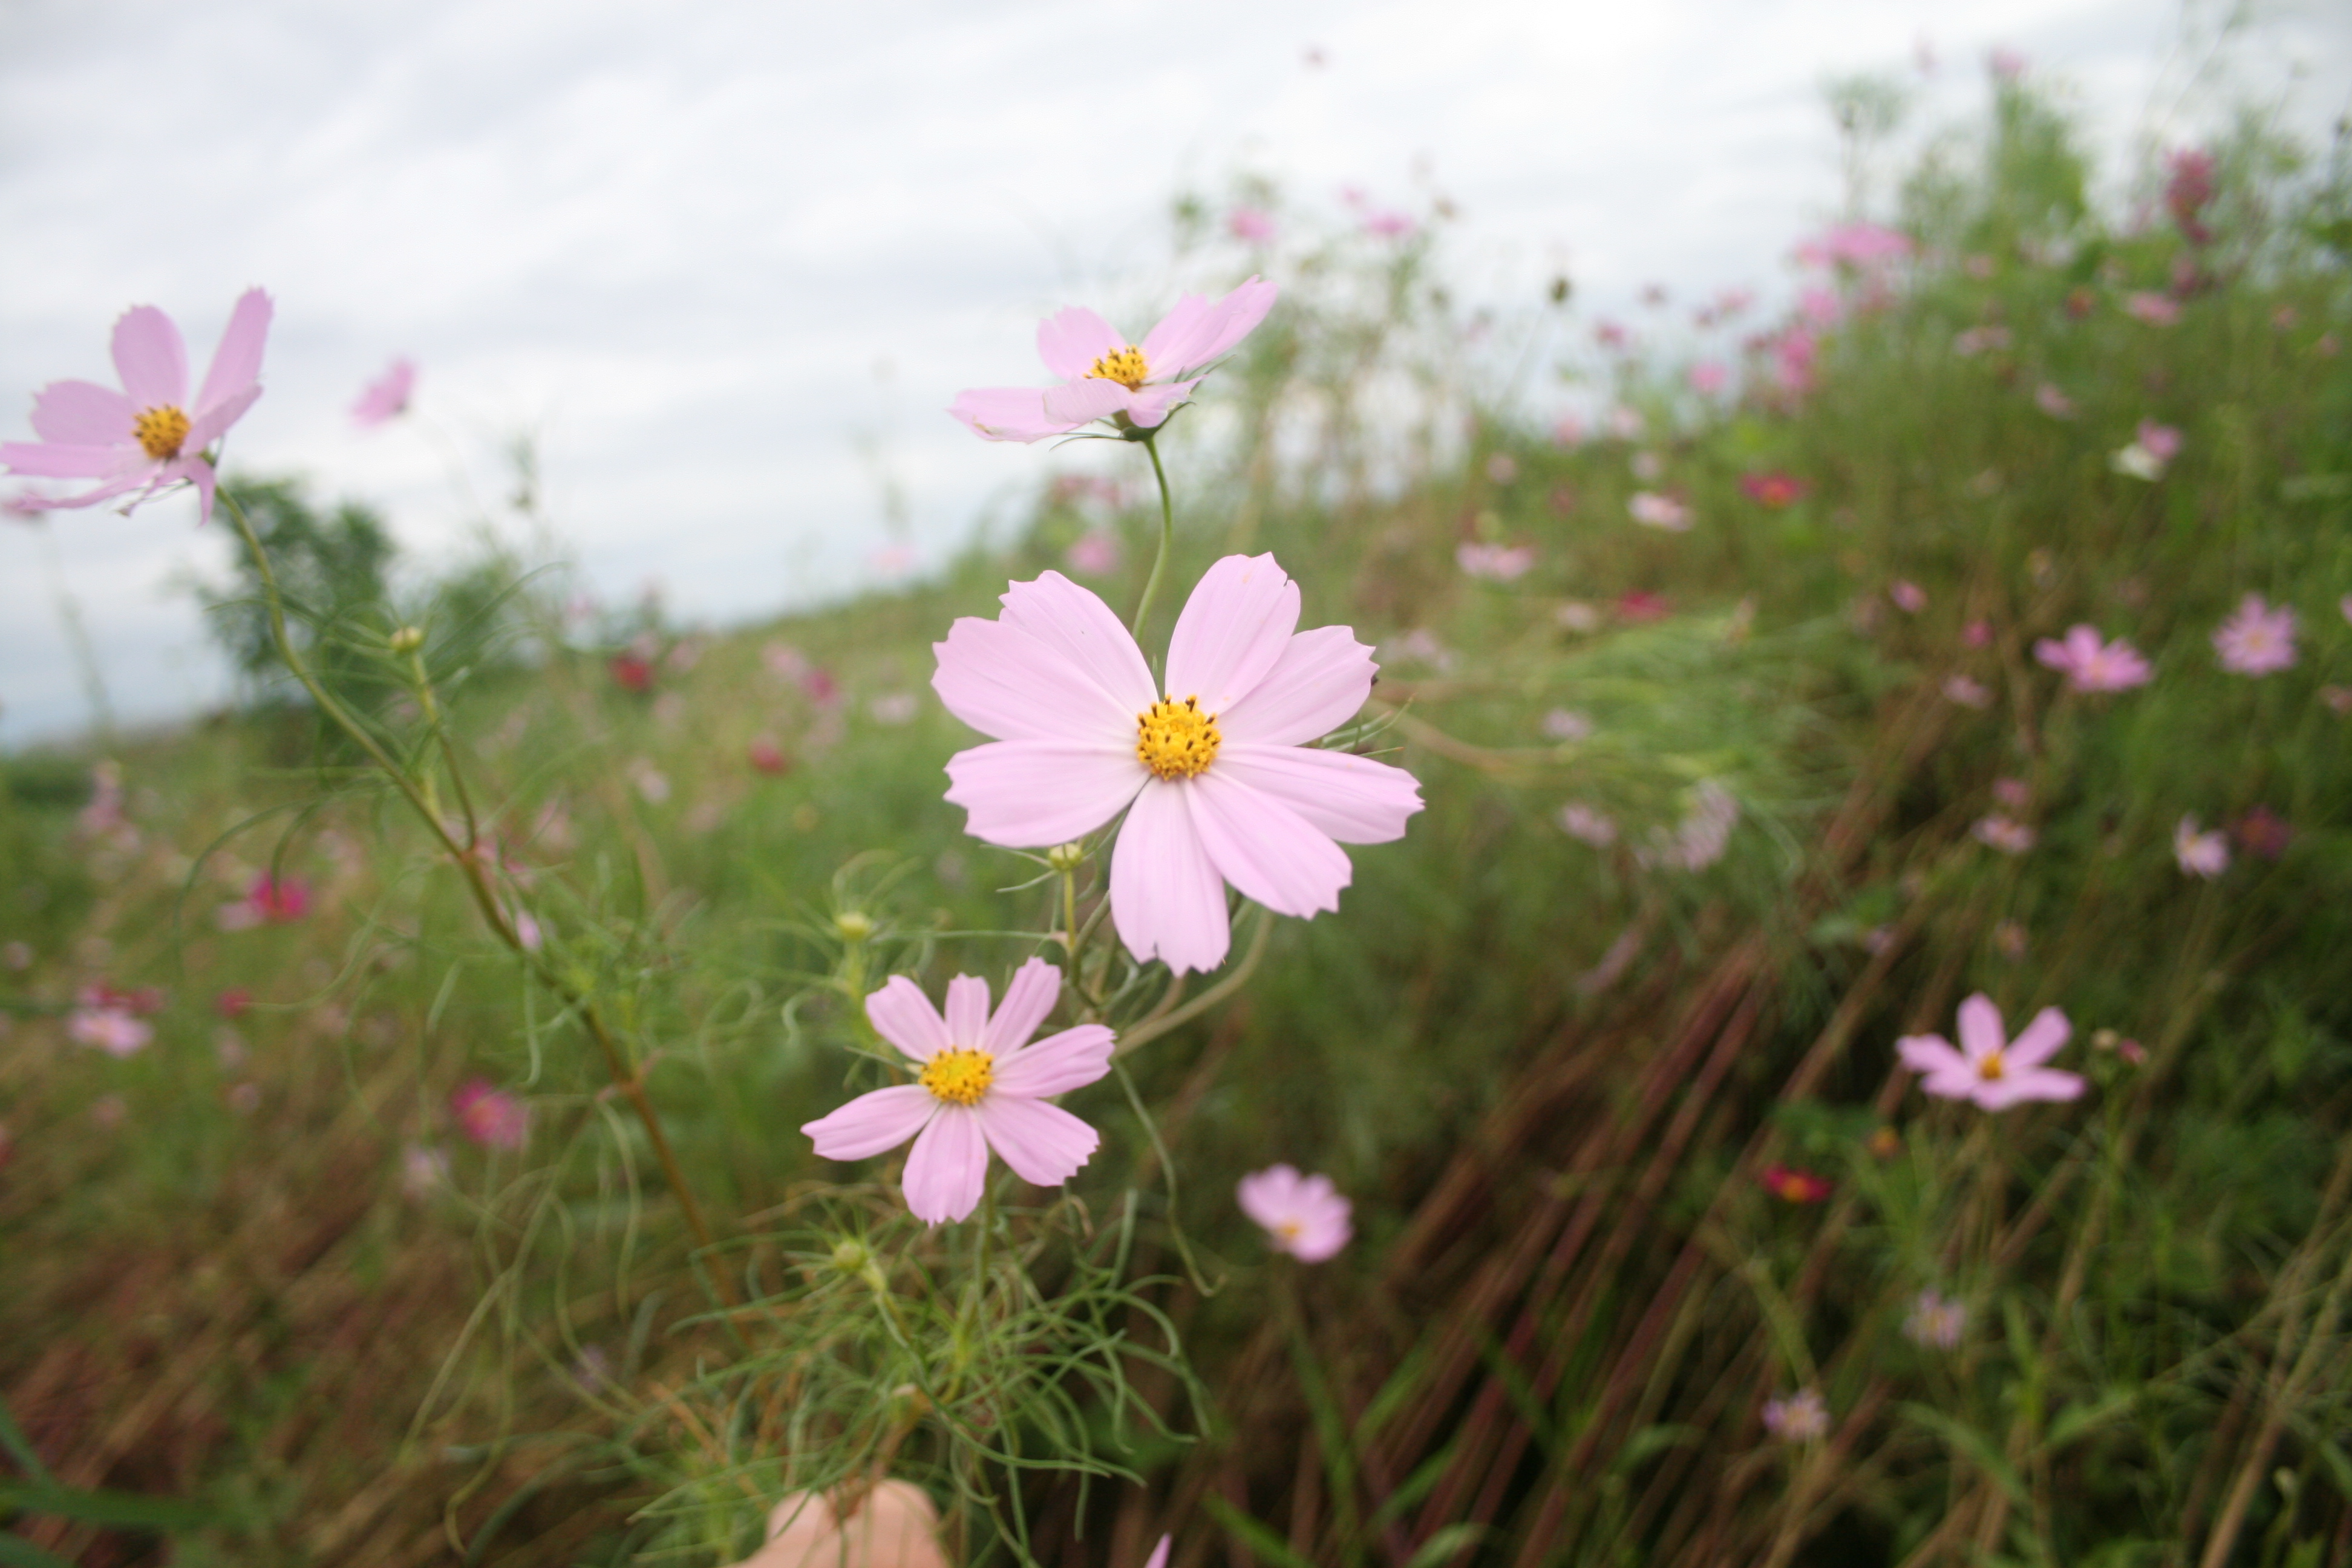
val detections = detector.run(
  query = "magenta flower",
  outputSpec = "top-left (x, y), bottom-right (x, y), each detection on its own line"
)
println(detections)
top-left (451, 1078), bottom-right (529, 1149)
top-left (1687, 359), bottom-right (1730, 396)
top-left (2213, 594), bottom-right (2298, 676)
top-left (69, 1007), bottom-right (152, 1058)
top-left (350, 357), bottom-right (416, 429)
top-left (933, 555), bottom-right (1423, 973)
top-left (1, 289), bottom-right (272, 525)
top-left (1890, 580), bottom-right (1927, 613)
top-left (2174, 815), bottom-right (2229, 878)
top-left (800, 959), bottom-right (1112, 1225)
top-left (1762, 1388), bottom-right (1829, 1442)
top-left (950, 278), bottom-right (1278, 443)
top-left (1237, 1165), bottom-right (1352, 1262)
top-left (2033, 625), bottom-right (2152, 692)
top-left (1897, 993), bottom-right (2083, 1111)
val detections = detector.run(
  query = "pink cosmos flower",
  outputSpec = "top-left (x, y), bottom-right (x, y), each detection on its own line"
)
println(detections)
top-left (1951, 325), bottom-right (2010, 358)
top-left (1796, 222), bottom-right (1913, 270)
top-left (1971, 815), bottom-right (2035, 855)
top-left (2166, 149), bottom-right (2217, 243)
top-left (1540, 708), bottom-right (1593, 743)
top-left (2233, 805), bottom-right (2293, 861)
top-left (2124, 292), bottom-right (2181, 327)
top-left (1064, 528), bottom-right (1123, 577)
top-left (1942, 675), bottom-right (1993, 708)
top-left (1763, 1388), bottom-right (1830, 1442)
top-left (1904, 1290), bottom-right (1967, 1349)
top-left (1457, 541), bottom-right (1536, 581)
top-left (1628, 491), bottom-right (1691, 531)
top-left (1, 289), bottom-right (272, 525)
top-left (1740, 472), bottom-right (1807, 508)
top-left (218, 872), bottom-right (312, 930)
top-left (2213, 594), bottom-right (2298, 676)
top-left (800, 959), bottom-right (1113, 1225)
top-left (2033, 625), bottom-right (2152, 692)
top-left (1772, 328), bottom-right (1819, 393)
top-left (70, 1007), bottom-right (152, 1058)
top-left (1890, 581), bottom-right (1927, 614)
top-left (1991, 777), bottom-right (2031, 811)
top-left (451, 1078), bottom-right (529, 1149)
top-left (1236, 1165), bottom-right (1352, 1262)
top-left (1361, 209), bottom-right (1418, 239)
top-left (1688, 359), bottom-right (1730, 396)
top-left (950, 278), bottom-right (1278, 443)
top-left (1558, 803), bottom-right (1616, 846)
top-left (1759, 1163), bottom-right (1832, 1203)
top-left (2034, 383), bottom-right (2076, 419)
top-left (2137, 420), bottom-right (2183, 462)
top-left (1896, 993), bottom-right (2083, 1111)
top-left (1227, 207), bottom-right (1277, 244)
top-left (350, 357), bottom-right (416, 429)
top-left (2174, 815), bottom-right (2229, 878)
top-left (933, 555), bottom-right (1424, 973)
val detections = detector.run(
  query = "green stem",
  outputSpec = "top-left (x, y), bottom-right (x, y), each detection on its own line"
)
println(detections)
top-left (1128, 436), bottom-right (1176, 655)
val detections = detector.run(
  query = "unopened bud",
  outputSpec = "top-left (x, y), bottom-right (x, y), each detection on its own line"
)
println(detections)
top-left (831, 1238), bottom-right (871, 1274)
top-left (834, 911), bottom-right (875, 943)
top-left (1045, 842), bottom-right (1086, 874)
top-left (390, 626), bottom-right (425, 654)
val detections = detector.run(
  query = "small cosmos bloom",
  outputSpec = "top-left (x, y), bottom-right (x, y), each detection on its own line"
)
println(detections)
top-left (1688, 359), bottom-right (1730, 396)
top-left (1628, 491), bottom-right (1691, 531)
top-left (2033, 625), bottom-right (2152, 692)
top-left (1, 289), bottom-right (273, 525)
top-left (2033, 383), bottom-right (2076, 419)
top-left (1991, 777), bottom-right (2031, 811)
top-left (950, 278), bottom-right (1278, 443)
top-left (1237, 1165), bottom-right (1353, 1262)
top-left (451, 1077), bottom-right (530, 1149)
top-left (2124, 291), bottom-right (2181, 327)
top-left (1762, 1388), bottom-right (1830, 1443)
top-left (1759, 1163), bottom-right (1832, 1203)
top-left (1063, 528), bottom-right (1122, 577)
top-left (1890, 580), bottom-right (1927, 613)
top-left (933, 555), bottom-right (1423, 974)
top-left (1642, 781), bottom-right (1739, 872)
top-left (2174, 815), bottom-right (2229, 878)
top-left (1457, 541), bottom-right (1536, 581)
top-left (1558, 802), bottom-right (1617, 847)
top-left (70, 1007), bottom-right (152, 1058)
top-left (218, 872), bottom-right (311, 930)
top-left (350, 357), bottom-right (416, 428)
top-left (1971, 815), bottom-right (2035, 855)
top-left (1904, 1290), bottom-right (1968, 1349)
top-left (800, 959), bottom-right (1113, 1225)
top-left (1897, 993), bottom-right (2083, 1111)
top-left (1540, 708), bottom-right (1593, 743)
top-left (2212, 594), bottom-right (2298, 676)
top-left (1228, 207), bottom-right (1277, 244)
top-left (1993, 920), bottom-right (2029, 960)
top-left (2232, 805), bottom-right (2293, 861)
top-left (1942, 674), bottom-right (1993, 708)
top-left (1740, 471), bottom-right (1808, 508)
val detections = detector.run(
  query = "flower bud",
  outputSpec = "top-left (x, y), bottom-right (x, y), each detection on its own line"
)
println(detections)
top-left (390, 626), bottom-right (425, 654)
top-left (830, 1238), bottom-right (871, 1274)
top-left (834, 910), bottom-right (875, 943)
top-left (1045, 842), bottom-right (1087, 874)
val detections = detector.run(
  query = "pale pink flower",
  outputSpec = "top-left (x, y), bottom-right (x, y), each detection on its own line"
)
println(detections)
top-left (2, 289), bottom-right (272, 525)
top-left (1898, 994), bottom-right (2082, 1110)
top-left (1772, 328), bottom-right (1819, 392)
top-left (1687, 359), bottom-right (1730, 396)
top-left (1798, 287), bottom-right (1841, 327)
top-left (350, 357), bottom-right (416, 428)
top-left (2034, 383), bottom-right (2076, 419)
top-left (1991, 777), bottom-right (2031, 811)
top-left (1628, 491), bottom-right (1691, 532)
top-left (219, 872), bottom-right (311, 930)
top-left (1606, 406), bottom-right (1645, 442)
top-left (2124, 292), bottom-right (2181, 327)
top-left (800, 959), bottom-right (1113, 1225)
top-left (451, 1078), bottom-right (529, 1149)
top-left (933, 556), bottom-right (1423, 973)
top-left (2212, 594), bottom-right (2298, 676)
top-left (1971, 815), bottom-right (2035, 855)
top-left (1964, 619), bottom-right (1994, 648)
top-left (2033, 625), bottom-right (2152, 692)
top-left (1361, 209), bottom-right (1418, 239)
top-left (1457, 541), bottom-right (1535, 581)
top-left (951, 279), bottom-right (1277, 443)
top-left (1540, 708), bottom-right (1593, 742)
top-left (1237, 1165), bottom-right (1352, 1262)
top-left (2174, 815), bottom-right (2229, 878)
top-left (1951, 325), bottom-right (2010, 358)
top-left (70, 1007), bottom-right (152, 1058)
top-left (2137, 420), bottom-right (2183, 462)
top-left (1762, 1388), bottom-right (1829, 1442)
top-left (1904, 1290), bottom-right (1968, 1349)
top-left (1485, 452), bottom-right (1520, 485)
top-left (1993, 920), bottom-right (2028, 961)
top-left (1890, 580), bottom-right (1927, 614)
top-left (2339, 595), bottom-right (2351, 626)
top-left (1642, 782), bottom-right (1739, 871)
top-left (1796, 223), bottom-right (1913, 270)
top-left (2322, 685), bottom-right (2352, 716)
top-left (1227, 206), bottom-right (1277, 244)
top-left (1551, 414), bottom-right (1587, 447)
top-left (1558, 803), bottom-right (1616, 846)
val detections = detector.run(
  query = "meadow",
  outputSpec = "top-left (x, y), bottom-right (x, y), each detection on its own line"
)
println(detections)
top-left (3, 68), bottom-right (2351, 1568)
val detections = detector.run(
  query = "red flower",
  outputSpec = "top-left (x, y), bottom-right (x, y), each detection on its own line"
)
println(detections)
top-left (1615, 591), bottom-right (1672, 623)
top-left (216, 987), bottom-right (253, 1019)
top-left (609, 653), bottom-right (655, 693)
top-left (748, 738), bottom-right (792, 776)
top-left (1760, 1163), bottom-right (1833, 1203)
top-left (1740, 471), bottom-right (1809, 508)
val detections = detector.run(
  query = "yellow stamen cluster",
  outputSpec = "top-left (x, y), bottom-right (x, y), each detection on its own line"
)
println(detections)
top-left (133, 405), bottom-right (191, 461)
top-left (1976, 1051), bottom-right (2007, 1082)
top-left (1086, 345), bottom-right (1151, 391)
top-left (1135, 694), bottom-right (1221, 781)
top-left (920, 1048), bottom-right (995, 1106)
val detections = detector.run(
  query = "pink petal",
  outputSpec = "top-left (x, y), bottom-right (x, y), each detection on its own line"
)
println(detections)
top-left (991, 1023), bottom-right (1114, 1098)
top-left (1109, 779), bottom-right (1232, 973)
top-left (902, 1106), bottom-right (989, 1224)
top-left (1185, 771), bottom-right (1353, 918)
top-left (28, 381), bottom-right (132, 445)
top-left (1896, 1033), bottom-right (1966, 1079)
top-left (1, 442), bottom-right (129, 482)
top-left (2004, 1006), bottom-right (2072, 1069)
top-left (975, 1094), bottom-right (1100, 1187)
top-left (176, 456), bottom-right (220, 526)
top-left (932, 610), bottom-right (1146, 742)
top-left (1143, 277), bottom-right (1278, 373)
top-left (950, 386), bottom-right (1078, 443)
top-left (1214, 744), bottom-right (1421, 843)
top-left (1164, 554), bottom-right (1301, 713)
top-left (944, 975), bottom-right (991, 1048)
top-left (183, 384), bottom-right (261, 452)
top-left (942, 740), bottom-right (1145, 847)
top-left (996, 571), bottom-right (1157, 712)
top-left (981, 957), bottom-right (1063, 1056)
top-left (1236, 1165), bottom-right (1304, 1229)
top-left (1124, 377), bottom-right (1201, 428)
top-left (1137, 293), bottom-right (1214, 370)
top-left (1036, 307), bottom-right (1126, 381)
top-left (802, 1084), bottom-right (938, 1160)
top-left (866, 975), bottom-right (953, 1062)
top-left (2032, 638), bottom-right (2071, 672)
top-left (194, 288), bottom-right (272, 418)
top-left (1216, 626), bottom-right (1378, 745)
top-left (1975, 1067), bottom-right (2086, 1109)
top-left (1955, 994), bottom-right (2005, 1065)
top-left (1144, 1539), bottom-right (1172, 1568)
top-left (111, 305), bottom-right (188, 410)
top-left (1041, 377), bottom-right (1133, 425)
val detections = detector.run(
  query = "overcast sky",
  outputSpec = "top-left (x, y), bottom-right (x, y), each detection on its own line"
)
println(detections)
top-left (2, 0), bottom-right (2346, 745)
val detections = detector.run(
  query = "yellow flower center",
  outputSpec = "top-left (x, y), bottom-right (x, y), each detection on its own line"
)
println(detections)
top-left (1087, 345), bottom-right (1151, 391)
top-left (133, 405), bottom-right (191, 461)
top-left (919, 1048), bottom-right (995, 1106)
top-left (1977, 1051), bottom-right (2006, 1082)
top-left (1276, 1220), bottom-right (1302, 1241)
top-left (1135, 694), bottom-right (1221, 781)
